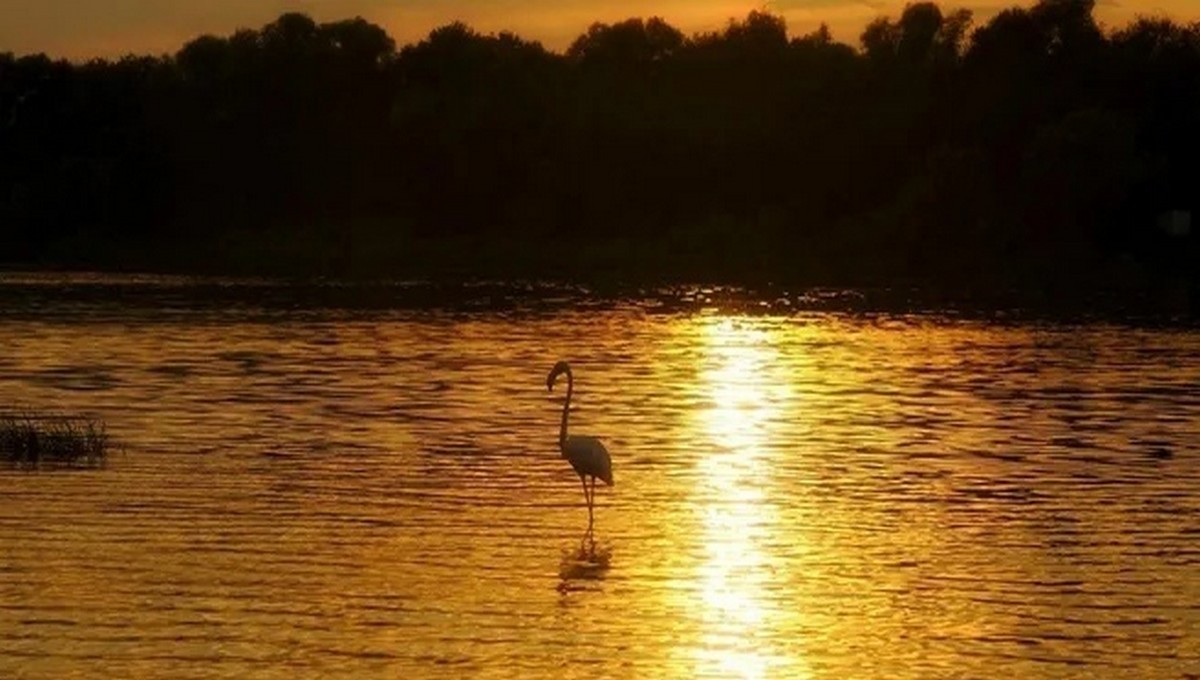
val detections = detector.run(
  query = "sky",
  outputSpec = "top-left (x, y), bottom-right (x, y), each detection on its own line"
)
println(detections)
top-left (0, 0), bottom-right (1196, 61)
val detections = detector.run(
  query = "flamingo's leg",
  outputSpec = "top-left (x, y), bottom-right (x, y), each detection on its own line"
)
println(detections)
top-left (579, 475), bottom-right (592, 549)
top-left (588, 476), bottom-right (598, 555)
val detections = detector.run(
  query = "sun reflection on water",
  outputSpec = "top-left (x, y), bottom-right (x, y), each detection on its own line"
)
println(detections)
top-left (689, 317), bottom-right (806, 680)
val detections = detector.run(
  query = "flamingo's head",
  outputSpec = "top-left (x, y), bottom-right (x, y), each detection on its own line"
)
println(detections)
top-left (547, 361), bottom-right (571, 391)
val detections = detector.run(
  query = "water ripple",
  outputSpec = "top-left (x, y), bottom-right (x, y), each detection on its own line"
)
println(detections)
top-left (1, 283), bottom-right (1198, 679)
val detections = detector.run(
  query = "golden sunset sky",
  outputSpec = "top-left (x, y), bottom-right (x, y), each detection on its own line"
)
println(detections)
top-left (1, 0), bottom-right (1196, 60)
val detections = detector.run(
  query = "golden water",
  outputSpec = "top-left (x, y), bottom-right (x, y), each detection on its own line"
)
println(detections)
top-left (2, 281), bottom-right (1198, 678)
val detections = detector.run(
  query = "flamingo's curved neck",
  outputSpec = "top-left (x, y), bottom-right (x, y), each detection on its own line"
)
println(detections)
top-left (559, 369), bottom-right (573, 451)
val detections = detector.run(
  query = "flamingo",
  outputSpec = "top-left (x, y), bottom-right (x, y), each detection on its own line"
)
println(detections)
top-left (547, 361), bottom-right (613, 537)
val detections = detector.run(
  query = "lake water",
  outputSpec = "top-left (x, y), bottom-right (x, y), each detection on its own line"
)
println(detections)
top-left (1, 275), bottom-right (1198, 679)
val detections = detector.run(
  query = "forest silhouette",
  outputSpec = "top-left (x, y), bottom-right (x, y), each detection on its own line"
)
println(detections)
top-left (1, 0), bottom-right (1197, 288)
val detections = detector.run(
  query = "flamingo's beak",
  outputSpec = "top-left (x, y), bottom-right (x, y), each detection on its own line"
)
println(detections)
top-left (546, 361), bottom-right (568, 391)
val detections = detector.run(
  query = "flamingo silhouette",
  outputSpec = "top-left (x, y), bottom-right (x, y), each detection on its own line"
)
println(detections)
top-left (547, 361), bottom-right (613, 539)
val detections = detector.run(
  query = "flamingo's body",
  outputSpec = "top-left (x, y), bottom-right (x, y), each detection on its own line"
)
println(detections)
top-left (562, 435), bottom-right (613, 486)
top-left (547, 361), bottom-right (612, 533)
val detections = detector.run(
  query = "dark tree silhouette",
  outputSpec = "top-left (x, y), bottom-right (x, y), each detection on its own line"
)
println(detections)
top-left (0, 3), bottom-right (1196, 291)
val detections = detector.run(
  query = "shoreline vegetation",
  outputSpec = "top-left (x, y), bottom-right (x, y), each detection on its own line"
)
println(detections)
top-left (0, 413), bottom-right (110, 468)
top-left (0, 270), bottom-right (1192, 322)
top-left (1, 0), bottom-right (1197, 294)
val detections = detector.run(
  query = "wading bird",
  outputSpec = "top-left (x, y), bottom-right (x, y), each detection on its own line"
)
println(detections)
top-left (547, 361), bottom-right (613, 536)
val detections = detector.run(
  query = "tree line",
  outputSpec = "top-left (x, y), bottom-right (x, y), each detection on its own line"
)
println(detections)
top-left (1, 0), bottom-right (1197, 286)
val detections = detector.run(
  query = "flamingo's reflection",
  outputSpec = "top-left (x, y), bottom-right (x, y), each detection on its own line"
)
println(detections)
top-left (557, 528), bottom-right (612, 593)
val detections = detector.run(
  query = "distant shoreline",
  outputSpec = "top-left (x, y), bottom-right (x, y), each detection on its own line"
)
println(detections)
top-left (3, 6), bottom-right (1198, 304)
top-left (2, 262), bottom-right (1194, 323)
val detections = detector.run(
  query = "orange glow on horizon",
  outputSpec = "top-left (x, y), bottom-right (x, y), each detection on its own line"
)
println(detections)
top-left (1, 0), bottom-right (1198, 61)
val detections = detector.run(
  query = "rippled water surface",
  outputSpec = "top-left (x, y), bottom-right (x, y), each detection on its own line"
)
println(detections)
top-left (2, 276), bottom-right (1198, 679)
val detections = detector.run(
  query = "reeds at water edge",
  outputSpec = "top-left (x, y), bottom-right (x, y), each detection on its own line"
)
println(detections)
top-left (1, 413), bottom-right (110, 468)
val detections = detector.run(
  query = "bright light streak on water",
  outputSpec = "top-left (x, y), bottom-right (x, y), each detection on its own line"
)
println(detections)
top-left (1, 277), bottom-right (1198, 679)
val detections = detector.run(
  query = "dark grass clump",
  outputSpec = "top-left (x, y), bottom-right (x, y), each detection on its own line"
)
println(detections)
top-left (1, 414), bottom-right (110, 468)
